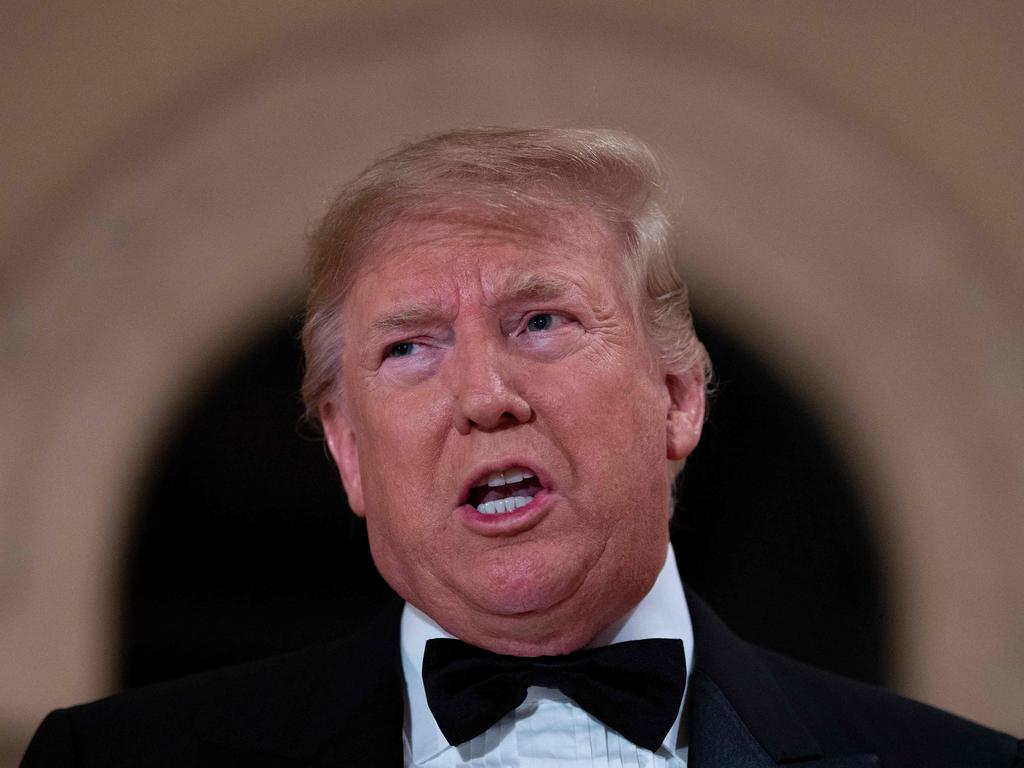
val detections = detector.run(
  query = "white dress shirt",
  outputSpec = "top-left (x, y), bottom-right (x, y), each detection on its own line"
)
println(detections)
top-left (400, 545), bottom-right (694, 767)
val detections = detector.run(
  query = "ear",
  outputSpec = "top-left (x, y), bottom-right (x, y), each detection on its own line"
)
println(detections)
top-left (320, 400), bottom-right (366, 516)
top-left (665, 367), bottom-right (705, 461)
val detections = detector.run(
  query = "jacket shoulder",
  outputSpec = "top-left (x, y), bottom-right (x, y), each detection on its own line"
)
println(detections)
top-left (754, 644), bottom-right (1022, 766)
top-left (21, 599), bottom-right (404, 767)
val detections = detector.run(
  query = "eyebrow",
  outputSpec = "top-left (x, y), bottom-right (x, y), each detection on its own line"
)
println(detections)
top-left (493, 272), bottom-right (577, 303)
top-left (367, 302), bottom-right (448, 337)
top-left (364, 272), bottom-right (579, 339)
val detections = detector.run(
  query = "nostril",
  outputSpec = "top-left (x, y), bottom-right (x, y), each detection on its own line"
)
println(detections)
top-left (451, 381), bottom-right (532, 433)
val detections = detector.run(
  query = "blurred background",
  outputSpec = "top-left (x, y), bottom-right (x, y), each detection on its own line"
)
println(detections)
top-left (2, 0), bottom-right (1022, 762)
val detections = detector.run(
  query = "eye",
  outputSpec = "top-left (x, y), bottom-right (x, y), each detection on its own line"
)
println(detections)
top-left (524, 312), bottom-right (567, 332)
top-left (386, 341), bottom-right (419, 358)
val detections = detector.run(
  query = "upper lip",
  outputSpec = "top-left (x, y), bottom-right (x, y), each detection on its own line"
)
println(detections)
top-left (458, 458), bottom-right (551, 507)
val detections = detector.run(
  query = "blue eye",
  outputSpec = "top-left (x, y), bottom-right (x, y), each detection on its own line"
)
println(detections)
top-left (387, 341), bottom-right (417, 358)
top-left (526, 313), bottom-right (555, 332)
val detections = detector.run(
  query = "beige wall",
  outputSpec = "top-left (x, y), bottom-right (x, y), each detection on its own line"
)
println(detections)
top-left (2, 1), bottom-right (1022, 761)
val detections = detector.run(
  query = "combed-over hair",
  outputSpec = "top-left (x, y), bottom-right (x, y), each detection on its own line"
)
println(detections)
top-left (301, 127), bottom-right (711, 423)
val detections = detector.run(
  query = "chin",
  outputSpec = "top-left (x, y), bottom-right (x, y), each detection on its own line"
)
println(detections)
top-left (465, 567), bottom-right (574, 616)
top-left (473, 582), bottom-right (567, 617)
top-left (462, 583), bottom-right (618, 657)
top-left (465, 540), bottom-right (591, 612)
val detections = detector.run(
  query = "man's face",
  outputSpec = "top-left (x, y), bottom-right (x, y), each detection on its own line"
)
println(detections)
top-left (321, 213), bottom-right (704, 655)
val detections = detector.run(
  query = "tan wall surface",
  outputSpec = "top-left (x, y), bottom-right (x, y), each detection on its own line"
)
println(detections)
top-left (2, 1), bottom-right (1022, 762)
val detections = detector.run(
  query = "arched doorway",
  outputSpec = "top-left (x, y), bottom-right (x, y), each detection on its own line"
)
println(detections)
top-left (121, 310), bottom-right (888, 688)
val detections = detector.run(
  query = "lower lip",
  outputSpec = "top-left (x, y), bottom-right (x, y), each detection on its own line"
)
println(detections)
top-left (456, 489), bottom-right (554, 536)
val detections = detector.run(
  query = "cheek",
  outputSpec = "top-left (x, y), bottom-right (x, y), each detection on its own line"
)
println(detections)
top-left (543, 367), bottom-right (665, 460)
top-left (563, 375), bottom-right (669, 510)
top-left (352, 389), bottom-right (452, 536)
top-left (363, 513), bottom-right (421, 602)
top-left (355, 383), bottom-right (448, 475)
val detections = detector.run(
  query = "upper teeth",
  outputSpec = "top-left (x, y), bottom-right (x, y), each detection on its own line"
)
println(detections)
top-left (478, 467), bottom-right (535, 488)
top-left (471, 467), bottom-right (539, 515)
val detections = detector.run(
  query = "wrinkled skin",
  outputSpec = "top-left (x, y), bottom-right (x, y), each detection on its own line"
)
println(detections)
top-left (321, 213), bottom-right (704, 656)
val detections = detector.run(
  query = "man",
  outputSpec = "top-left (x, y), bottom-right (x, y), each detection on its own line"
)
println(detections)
top-left (23, 128), bottom-right (1022, 766)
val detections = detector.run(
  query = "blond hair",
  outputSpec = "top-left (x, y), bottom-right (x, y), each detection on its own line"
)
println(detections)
top-left (301, 127), bottom-right (710, 421)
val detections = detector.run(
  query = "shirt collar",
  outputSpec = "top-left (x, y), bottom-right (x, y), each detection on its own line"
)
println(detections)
top-left (400, 543), bottom-right (694, 759)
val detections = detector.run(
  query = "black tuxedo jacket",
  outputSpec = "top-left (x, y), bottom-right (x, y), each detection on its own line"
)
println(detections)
top-left (22, 589), bottom-right (1022, 767)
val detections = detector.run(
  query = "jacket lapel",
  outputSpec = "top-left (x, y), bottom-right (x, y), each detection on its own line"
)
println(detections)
top-left (195, 598), bottom-right (406, 768)
top-left (688, 671), bottom-right (877, 768)
top-left (685, 588), bottom-right (879, 768)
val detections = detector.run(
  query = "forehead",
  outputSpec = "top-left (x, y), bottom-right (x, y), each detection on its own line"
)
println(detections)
top-left (346, 213), bottom-right (627, 312)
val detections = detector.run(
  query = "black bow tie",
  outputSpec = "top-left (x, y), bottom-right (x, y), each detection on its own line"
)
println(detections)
top-left (421, 637), bottom-right (686, 752)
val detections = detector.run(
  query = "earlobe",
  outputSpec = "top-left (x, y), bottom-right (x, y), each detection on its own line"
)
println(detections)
top-left (665, 368), bottom-right (705, 461)
top-left (319, 400), bottom-right (366, 516)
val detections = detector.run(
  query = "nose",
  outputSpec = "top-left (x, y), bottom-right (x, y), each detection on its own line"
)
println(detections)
top-left (449, 334), bottom-right (532, 435)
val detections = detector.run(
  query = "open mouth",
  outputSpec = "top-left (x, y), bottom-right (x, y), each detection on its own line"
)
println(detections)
top-left (465, 466), bottom-right (546, 515)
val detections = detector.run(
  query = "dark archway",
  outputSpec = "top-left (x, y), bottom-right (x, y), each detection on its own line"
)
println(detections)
top-left (120, 311), bottom-right (889, 689)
